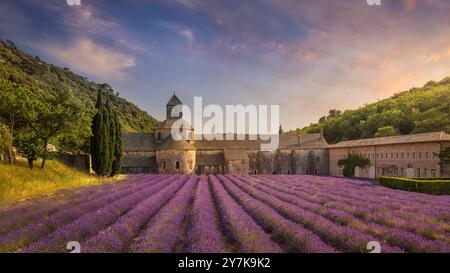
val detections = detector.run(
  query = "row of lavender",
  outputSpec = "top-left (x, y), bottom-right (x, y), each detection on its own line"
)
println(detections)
top-left (0, 174), bottom-right (448, 252)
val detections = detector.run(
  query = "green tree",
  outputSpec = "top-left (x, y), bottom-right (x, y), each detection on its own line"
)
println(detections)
top-left (436, 146), bottom-right (450, 165)
top-left (111, 112), bottom-right (123, 176)
top-left (375, 126), bottom-right (399, 137)
top-left (106, 98), bottom-right (115, 175)
top-left (338, 153), bottom-right (370, 177)
top-left (91, 89), bottom-right (104, 175)
top-left (26, 89), bottom-right (89, 169)
top-left (327, 109), bottom-right (342, 119)
top-left (0, 79), bottom-right (30, 163)
top-left (278, 125), bottom-right (283, 135)
top-left (0, 123), bottom-right (12, 161)
top-left (14, 132), bottom-right (43, 169)
top-left (90, 89), bottom-right (113, 176)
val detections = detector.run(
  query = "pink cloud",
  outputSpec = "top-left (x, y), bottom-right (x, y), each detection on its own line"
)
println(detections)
top-left (423, 52), bottom-right (442, 63)
top-left (36, 38), bottom-right (136, 79)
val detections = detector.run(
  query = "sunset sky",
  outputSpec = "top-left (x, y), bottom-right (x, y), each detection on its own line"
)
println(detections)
top-left (1, 0), bottom-right (449, 130)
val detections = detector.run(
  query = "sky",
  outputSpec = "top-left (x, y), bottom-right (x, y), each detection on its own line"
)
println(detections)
top-left (0, 0), bottom-right (449, 130)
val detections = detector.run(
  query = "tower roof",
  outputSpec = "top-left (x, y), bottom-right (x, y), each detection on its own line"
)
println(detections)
top-left (166, 93), bottom-right (182, 107)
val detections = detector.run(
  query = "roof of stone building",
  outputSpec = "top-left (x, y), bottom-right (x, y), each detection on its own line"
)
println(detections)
top-left (166, 94), bottom-right (182, 106)
top-left (123, 132), bottom-right (329, 152)
top-left (156, 118), bottom-right (193, 130)
top-left (195, 135), bottom-right (261, 150)
top-left (122, 133), bottom-right (155, 151)
top-left (156, 137), bottom-right (196, 150)
top-left (122, 155), bottom-right (154, 167)
top-left (193, 133), bottom-right (328, 150)
top-left (329, 131), bottom-right (450, 148)
top-left (224, 150), bottom-right (249, 160)
top-left (196, 153), bottom-right (225, 165)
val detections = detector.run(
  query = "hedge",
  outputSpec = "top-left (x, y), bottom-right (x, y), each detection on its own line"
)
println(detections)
top-left (379, 176), bottom-right (450, 195)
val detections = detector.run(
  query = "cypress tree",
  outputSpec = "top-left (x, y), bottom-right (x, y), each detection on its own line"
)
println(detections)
top-left (90, 88), bottom-right (123, 177)
top-left (111, 112), bottom-right (123, 176)
top-left (90, 89), bottom-right (104, 175)
top-left (98, 101), bottom-right (111, 176)
top-left (106, 98), bottom-right (115, 176)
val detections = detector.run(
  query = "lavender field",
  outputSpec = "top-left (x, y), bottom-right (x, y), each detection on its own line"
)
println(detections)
top-left (0, 174), bottom-right (449, 253)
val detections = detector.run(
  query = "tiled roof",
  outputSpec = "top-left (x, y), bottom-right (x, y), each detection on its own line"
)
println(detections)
top-left (156, 118), bottom-right (193, 130)
top-left (123, 132), bottom-right (329, 151)
top-left (194, 133), bottom-right (328, 150)
top-left (156, 137), bottom-right (196, 150)
top-left (122, 133), bottom-right (155, 151)
top-left (166, 94), bottom-right (182, 106)
top-left (122, 155), bottom-right (154, 167)
top-left (329, 131), bottom-right (450, 148)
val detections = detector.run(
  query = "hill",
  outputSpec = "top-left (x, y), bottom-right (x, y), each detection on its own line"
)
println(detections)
top-left (291, 77), bottom-right (450, 144)
top-left (0, 40), bottom-right (158, 133)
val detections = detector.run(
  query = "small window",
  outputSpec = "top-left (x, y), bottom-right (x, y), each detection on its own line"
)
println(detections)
top-left (419, 152), bottom-right (422, 159)
top-left (176, 161), bottom-right (180, 169)
top-left (425, 152), bottom-right (429, 159)
top-left (163, 161), bottom-right (166, 170)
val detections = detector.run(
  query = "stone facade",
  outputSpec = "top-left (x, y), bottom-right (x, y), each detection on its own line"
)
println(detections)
top-left (121, 95), bottom-right (450, 177)
top-left (121, 95), bottom-right (329, 175)
top-left (329, 132), bottom-right (450, 178)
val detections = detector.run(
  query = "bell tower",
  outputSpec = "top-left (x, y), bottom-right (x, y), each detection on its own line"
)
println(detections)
top-left (166, 92), bottom-right (182, 119)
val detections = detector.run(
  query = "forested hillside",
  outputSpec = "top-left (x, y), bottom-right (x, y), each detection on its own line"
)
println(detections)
top-left (0, 40), bottom-right (158, 133)
top-left (291, 77), bottom-right (450, 144)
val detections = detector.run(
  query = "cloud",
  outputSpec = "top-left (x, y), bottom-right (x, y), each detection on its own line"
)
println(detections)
top-left (36, 38), bottom-right (136, 79)
top-left (423, 52), bottom-right (442, 63)
top-left (159, 21), bottom-right (195, 44)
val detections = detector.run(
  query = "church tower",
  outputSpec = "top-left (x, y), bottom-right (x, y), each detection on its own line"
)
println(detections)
top-left (166, 93), bottom-right (182, 119)
top-left (155, 93), bottom-right (196, 174)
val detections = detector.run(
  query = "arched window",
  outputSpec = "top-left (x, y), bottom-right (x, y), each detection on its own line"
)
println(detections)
top-left (157, 132), bottom-right (161, 141)
top-left (163, 161), bottom-right (166, 170)
top-left (176, 161), bottom-right (180, 169)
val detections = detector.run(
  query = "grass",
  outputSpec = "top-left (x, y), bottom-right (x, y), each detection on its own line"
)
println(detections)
top-left (0, 159), bottom-right (126, 207)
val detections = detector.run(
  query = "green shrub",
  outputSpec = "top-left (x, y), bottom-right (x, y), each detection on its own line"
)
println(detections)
top-left (379, 176), bottom-right (450, 195)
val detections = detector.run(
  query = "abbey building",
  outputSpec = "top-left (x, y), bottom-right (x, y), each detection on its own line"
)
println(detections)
top-left (121, 95), bottom-right (450, 178)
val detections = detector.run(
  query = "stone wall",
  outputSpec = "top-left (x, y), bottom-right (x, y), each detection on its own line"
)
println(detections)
top-left (226, 160), bottom-right (249, 174)
top-left (56, 153), bottom-right (91, 174)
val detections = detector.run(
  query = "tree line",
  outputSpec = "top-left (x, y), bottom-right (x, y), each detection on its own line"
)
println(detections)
top-left (0, 78), bottom-right (122, 176)
top-left (291, 77), bottom-right (450, 143)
